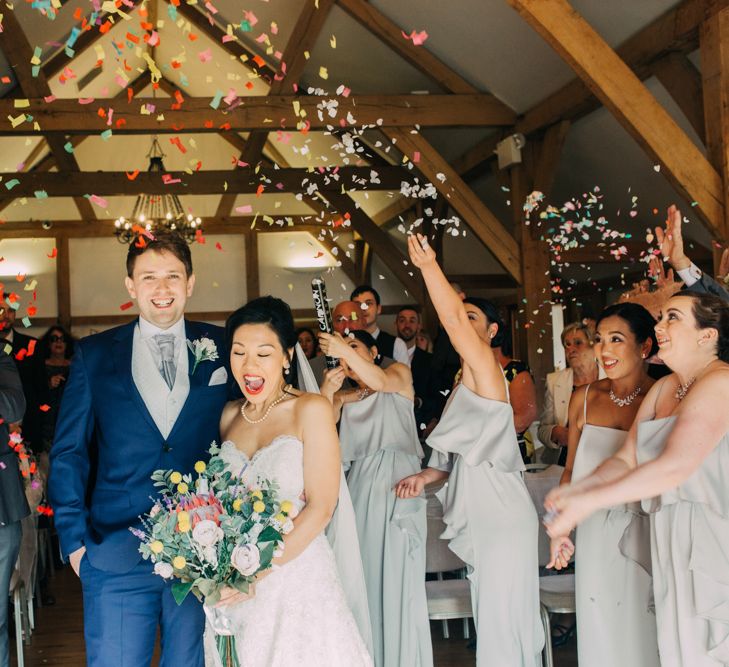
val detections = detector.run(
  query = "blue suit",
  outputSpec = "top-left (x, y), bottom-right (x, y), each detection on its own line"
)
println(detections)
top-left (49, 318), bottom-right (229, 666)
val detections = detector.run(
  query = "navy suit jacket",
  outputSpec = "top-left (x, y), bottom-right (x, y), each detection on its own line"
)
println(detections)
top-left (49, 319), bottom-right (229, 573)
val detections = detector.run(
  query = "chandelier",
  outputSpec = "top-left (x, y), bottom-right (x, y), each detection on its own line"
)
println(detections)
top-left (114, 137), bottom-right (202, 244)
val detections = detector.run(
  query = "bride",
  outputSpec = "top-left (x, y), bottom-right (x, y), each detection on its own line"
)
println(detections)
top-left (203, 296), bottom-right (372, 666)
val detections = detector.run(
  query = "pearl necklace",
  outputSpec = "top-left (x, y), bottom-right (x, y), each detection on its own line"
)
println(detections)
top-left (240, 385), bottom-right (291, 424)
top-left (608, 385), bottom-right (642, 407)
top-left (675, 377), bottom-right (696, 402)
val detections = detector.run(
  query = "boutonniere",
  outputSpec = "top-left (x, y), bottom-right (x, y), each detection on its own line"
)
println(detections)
top-left (187, 337), bottom-right (219, 375)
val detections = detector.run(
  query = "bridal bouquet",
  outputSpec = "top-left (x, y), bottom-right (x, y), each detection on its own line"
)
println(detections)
top-left (132, 441), bottom-right (296, 667)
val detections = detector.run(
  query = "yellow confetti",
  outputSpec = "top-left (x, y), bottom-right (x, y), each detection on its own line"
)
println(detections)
top-left (319, 66), bottom-right (328, 80)
top-left (330, 35), bottom-right (336, 48)
top-left (13, 99), bottom-right (30, 109)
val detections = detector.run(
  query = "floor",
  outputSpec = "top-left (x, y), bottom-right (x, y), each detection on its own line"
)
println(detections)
top-left (11, 565), bottom-right (578, 666)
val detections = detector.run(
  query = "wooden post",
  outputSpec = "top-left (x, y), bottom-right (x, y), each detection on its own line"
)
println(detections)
top-left (56, 236), bottom-right (71, 330)
top-left (245, 233), bottom-right (260, 301)
top-left (700, 4), bottom-right (729, 244)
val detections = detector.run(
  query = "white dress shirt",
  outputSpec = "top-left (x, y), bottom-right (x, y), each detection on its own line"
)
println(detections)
top-left (676, 263), bottom-right (703, 287)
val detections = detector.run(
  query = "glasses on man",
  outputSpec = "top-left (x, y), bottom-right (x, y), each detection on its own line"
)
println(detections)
top-left (50, 334), bottom-right (66, 343)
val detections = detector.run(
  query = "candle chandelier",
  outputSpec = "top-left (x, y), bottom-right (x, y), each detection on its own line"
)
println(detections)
top-left (114, 137), bottom-right (202, 244)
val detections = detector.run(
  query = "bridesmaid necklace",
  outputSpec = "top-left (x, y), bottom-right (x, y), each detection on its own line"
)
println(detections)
top-left (674, 377), bottom-right (696, 402)
top-left (240, 385), bottom-right (291, 424)
top-left (608, 384), bottom-right (642, 407)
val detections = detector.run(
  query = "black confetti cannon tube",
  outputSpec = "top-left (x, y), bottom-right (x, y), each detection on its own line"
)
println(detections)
top-left (311, 277), bottom-right (340, 369)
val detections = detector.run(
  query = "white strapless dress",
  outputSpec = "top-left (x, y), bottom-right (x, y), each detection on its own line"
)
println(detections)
top-left (203, 436), bottom-right (373, 667)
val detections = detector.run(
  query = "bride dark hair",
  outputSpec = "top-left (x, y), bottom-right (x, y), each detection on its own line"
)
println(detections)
top-left (226, 296), bottom-right (298, 358)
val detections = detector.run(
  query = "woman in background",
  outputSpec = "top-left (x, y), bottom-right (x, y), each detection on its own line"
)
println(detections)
top-left (550, 303), bottom-right (659, 667)
top-left (319, 329), bottom-right (432, 667)
top-left (296, 327), bottom-right (319, 360)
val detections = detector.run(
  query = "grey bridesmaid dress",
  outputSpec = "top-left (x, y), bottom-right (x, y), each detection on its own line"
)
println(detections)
top-left (571, 387), bottom-right (659, 667)
top-left (339, 391), bottom-right (433, 667)
top-left (428, 383), bottom-right (544, 667)
top-left (638, 416), bottom-right (729, 666)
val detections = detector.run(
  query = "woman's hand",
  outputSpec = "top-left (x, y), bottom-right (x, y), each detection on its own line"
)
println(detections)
top-left (394, 472), bottom-right (425, 499)
top-left (49, 373), bottom-right (66, 389)
top-left (214, 584), bottom-right (256, 608)
top-left (317, 331), bottom-right (351, 360)
top-left (551, 425), bottom-right (569, 448)
top-left (407, 233), bottom-right (437, 269)
top-left (543, 491), bottom-right (596, 538)
top-left (546, 535), bottom-right (575, 570)
top-left (655, 204), bottom-right (690, 271)
top-left (320, 366), bottom-right (345, 400)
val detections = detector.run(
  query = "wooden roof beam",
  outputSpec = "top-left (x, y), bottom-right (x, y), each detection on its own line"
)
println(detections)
top-left (507, 0), bottom-right (725, 238)
top-left (383, 127), bottom-right (522, 282)
top-left (0, 166), bottom-right (416, 198)
top-left (0, 94), bottom-right (513, 135)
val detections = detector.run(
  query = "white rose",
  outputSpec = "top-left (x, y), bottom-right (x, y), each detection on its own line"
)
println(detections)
top-left (231, 544), bottom-right (261, 576)
top-left (287, 504), bottom-right (300, 519)
top-left (154, 562), bottom-right (174, 580)
top-left (203, 545), bottom-right (218, 567)
top-left (273, 544), bottom-right (285, 558)
top-left (281, 519), bottom-right (294, 535)
top-left (192, 520), bottom-right (223, 547)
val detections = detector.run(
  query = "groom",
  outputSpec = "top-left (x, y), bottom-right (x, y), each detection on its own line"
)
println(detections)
top-left (49, 231), bottom-right (230, 666)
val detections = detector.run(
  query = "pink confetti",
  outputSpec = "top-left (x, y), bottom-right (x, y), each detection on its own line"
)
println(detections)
top-left (78, 97), bottom-right (95, 105)
top-left (88, 194), bottom-right (108, 208)
top-left (198, 49), bottom-right (212, 63)
top-left (235, 205), bottom-right (253, 214)
top-left (44, 95), bottom-right (56, 103)
top-left (402, 29), bottom-right (428, 46)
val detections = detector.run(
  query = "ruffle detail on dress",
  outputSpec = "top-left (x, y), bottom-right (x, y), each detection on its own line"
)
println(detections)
top-left (618, 511), bottom-right (653, 578)
top-left (435, 478), bottom-right (474, 572)
top-left (391, 495), bottom-right (427, 558)
top-left (427, 384), bottom-right (524, 472)
top-left (689, 504), bottom-right (729, 662)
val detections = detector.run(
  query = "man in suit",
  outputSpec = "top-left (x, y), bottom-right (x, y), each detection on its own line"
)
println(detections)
top-left (350, 285), bottom-right (409, 365)
top-left (394, 306), bottom-right (444, 430)
top-left (0, 347), bottom-right (28, 667)
top-left (49, 231), bottom-right (230, 666)
top-left (0, 292), bottom-right (40, 453)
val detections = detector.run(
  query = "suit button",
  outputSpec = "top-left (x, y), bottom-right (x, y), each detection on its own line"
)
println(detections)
top-left (162, 442), bottom-right (172, 453)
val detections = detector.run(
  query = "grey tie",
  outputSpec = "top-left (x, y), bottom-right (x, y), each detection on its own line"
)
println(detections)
top-left (155, 333), bottom-right (176, 390)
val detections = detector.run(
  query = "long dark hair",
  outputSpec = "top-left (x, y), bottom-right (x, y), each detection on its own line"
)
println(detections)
top-left (596, 302), bottom-right (658, 357)
top-left (39, 325), bottom-right (75, 360)
top-left (348, 329), bottom-right (383, 366)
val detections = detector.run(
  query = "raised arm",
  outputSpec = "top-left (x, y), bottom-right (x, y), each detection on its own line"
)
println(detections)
top-left (48, 344), bottom-right (96, 573)
top-left (273, 394), bottom-right (341, 565)
top-left (318, 331), bottom-right (414, 399)
top-left (407, 233), bottom-right (502, 398)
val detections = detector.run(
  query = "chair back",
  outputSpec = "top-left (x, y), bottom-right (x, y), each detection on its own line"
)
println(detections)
top-left (523, 465), bottom-right (564, 567)
top-left (425, 482), bottom-right (466, 574)
top-left (15, 515), bottom-right (38, 589)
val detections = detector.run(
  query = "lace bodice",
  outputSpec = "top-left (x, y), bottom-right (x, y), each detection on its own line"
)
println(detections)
top-left (219, 436), bottom-right (305, 509)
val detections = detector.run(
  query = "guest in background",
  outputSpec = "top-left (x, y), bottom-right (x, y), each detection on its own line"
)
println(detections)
top-left (350, 285), bottom-right (409, 365)
top-left (492, 328), bottom-right (538, 463)
top-left (296, 327), bottom-right (319, 360)
top-left (0, 346), bottom-right (29, 667)
top-left (415, 330), bottom-right (433, 353)
top-left (36, 325), bottom-right (75, 460)
top-left (538, 322), bottom-right (601, 465)
top-left (0, 292), bottom-right (40, 453)
top-left (319, 329), bottom-right (432, 667)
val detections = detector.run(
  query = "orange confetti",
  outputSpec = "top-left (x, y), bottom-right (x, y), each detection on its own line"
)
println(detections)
top-left (215, 242), bottom-right (223, 251)
top-left (47, 247), bottom-right (57, 258)
top-left (39, 404), bottom-right (51, 413)
top-left (126, 169), bottom-right (140, 180)
top-left (27, 306), bottom-right (37, 317)
top-left (120, 301), bottom-right (134, 311)
top-left (256, 184), bottom-right (264, 196)
top-left (16, 274), bottom-right (25, 282)
top-left (252, 55), bottom-right (265, 68)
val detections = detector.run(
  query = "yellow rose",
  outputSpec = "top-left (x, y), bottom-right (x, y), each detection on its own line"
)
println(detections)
top-left (170, 471), bottom-right (182, 485)
top-left (253, 500), bottom-right (266, 514)
top-left (274, 513), bottom-right (286, 523)
top-left (194, 461), bottom-right (206, 474)
top-left (280, 500), bottom-right (293, 514)
top-left (177, 511), bottom-right (191, 532)
top-left (250, 490), bottom-right (263, 500)
top-left (177, 482), bottom-right (189, 495)
top-left (150, 541), bottom-right (164, 554)
top-left (172, 556), bottom-right (186, 570)
top-left (232, 499), bottom-right (243, 512)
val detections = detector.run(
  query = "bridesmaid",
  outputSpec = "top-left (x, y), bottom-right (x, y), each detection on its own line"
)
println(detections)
top-left (546, 292), bottom-right (729, 667)
top-left (549, 303), bottom-right (660, 667)
top-left (395, 234), bottom-right (543, 667)
top-left (318, 329), bottom-right (433, 667)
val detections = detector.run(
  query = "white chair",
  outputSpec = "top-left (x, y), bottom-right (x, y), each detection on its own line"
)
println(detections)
top-left (424, 482), bottom-right (472, 640)
top-left (524, 464), bottom-right (576, 667)
top-left (10, 514), bottom-right (39, 667)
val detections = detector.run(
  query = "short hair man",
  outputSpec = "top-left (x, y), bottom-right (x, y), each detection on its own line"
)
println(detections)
top-left (350, 285), bottom-right (408, 365)
top-left (49, 231), bottom-right (230, 666)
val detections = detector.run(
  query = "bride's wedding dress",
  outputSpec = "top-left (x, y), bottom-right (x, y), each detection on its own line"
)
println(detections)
top-left (203, 437), bottom-right (373, 667)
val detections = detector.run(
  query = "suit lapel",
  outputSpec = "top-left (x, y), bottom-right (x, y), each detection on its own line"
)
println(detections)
top-left (167, 320), bottom-right (201, 441)
top-left (113, 320), bottom-right (164, 438)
